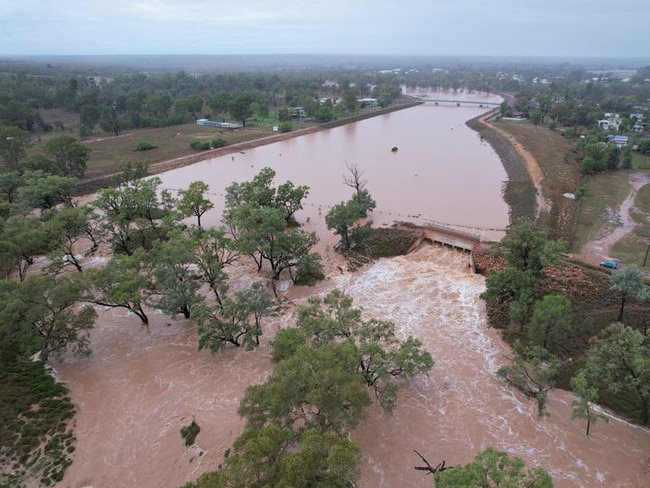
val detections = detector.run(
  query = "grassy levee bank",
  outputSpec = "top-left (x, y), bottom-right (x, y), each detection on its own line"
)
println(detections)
top-left (466, 110), bottom-right (536, 223)
top-left (74, 100), bottom-right (422, 195)
top-left (494, 121), bottom-right (584, 244)
top-left (473, 117), bottom-right (650, 425)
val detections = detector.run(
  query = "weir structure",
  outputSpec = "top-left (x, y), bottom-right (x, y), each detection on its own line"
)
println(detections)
top-left (395, 222), bottom-right (484, 271)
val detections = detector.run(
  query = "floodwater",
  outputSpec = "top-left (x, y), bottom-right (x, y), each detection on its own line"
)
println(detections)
top-left (154, 93), bottom-right (509, 240)
top-left (55, 97), bottom-right (650, 488)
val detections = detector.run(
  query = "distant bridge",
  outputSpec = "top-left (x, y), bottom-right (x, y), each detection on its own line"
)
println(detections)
top-left (413, 98), bottom-right (501, 107)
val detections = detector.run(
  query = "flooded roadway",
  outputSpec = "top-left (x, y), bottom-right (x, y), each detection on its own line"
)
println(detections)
top-left (56, 96), bottom-right (649, 487)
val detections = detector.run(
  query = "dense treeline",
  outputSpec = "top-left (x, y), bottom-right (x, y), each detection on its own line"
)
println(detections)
top-left (2, 57), bottom-right (649, 178)
top-left (0, 68), bottom-right (403, 141)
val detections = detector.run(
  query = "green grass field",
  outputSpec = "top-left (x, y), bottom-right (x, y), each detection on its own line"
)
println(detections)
top-left (31, 119), bottom-right (292, 179)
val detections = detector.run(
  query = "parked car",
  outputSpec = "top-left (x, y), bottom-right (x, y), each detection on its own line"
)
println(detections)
top-left (599, 260), bottom-right (618, 269)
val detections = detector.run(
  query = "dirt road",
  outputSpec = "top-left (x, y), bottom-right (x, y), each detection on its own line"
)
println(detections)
top-left (576, 171), bottom-right (650, 266)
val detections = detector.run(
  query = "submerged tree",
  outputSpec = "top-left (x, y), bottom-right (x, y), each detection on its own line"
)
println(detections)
top-left (497, 343), bottom-right (558, 417)
top-left (570, 369), bottom-right (608, 435)
top-left (183, 425), bottom-right (362, 488)
top-left (148, 233), bottom-right (202, 319)
top-left (325, 198), bottom-right (373, 251)
top-left (177, 180), bottom-right (213, 228)
top-left (0, 215), bottom-right (51, 281)
top-left (0, 273), bottom-right (96, 361)
top-left (190, 226), bottom-right (239, 305)
top-left (295, 289), bottom-right (433, 413)
top-left (223, 167), bottom-right (319, 282)
top-left (82, 249), bottom-right (152, 324)
top-left (239, 340), bottom-right (372, 435)
top-left (196, 281), bottom-right (275, 352)
top-left (94, 166), bottom-right (177, 255)
top-left (327, 163), bottom-right (376, 251)
top-left (433, 447), bottom-right (553, 487)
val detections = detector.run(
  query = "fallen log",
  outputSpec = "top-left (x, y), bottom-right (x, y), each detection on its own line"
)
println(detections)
top-left (413, 449), bottom-right (452, 474)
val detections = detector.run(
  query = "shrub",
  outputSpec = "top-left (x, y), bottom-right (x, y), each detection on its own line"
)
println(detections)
top-left (279, 122), bottom-right (293, 133)
top-left (293, 253), bottom-right (325, 286)
top-left (190, 140), bottom-right (211, 150)
top-left (135, 140), bottom-right (157, 151)
top-left (211, 137), bottom-right (226, 148)
top-left (180, 420), bottom-right (201, 446)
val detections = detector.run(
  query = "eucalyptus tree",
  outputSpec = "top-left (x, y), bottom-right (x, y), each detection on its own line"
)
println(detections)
top-left (82, 249), bottom-right (152, 325)
top-left (93, 161), bottom-right (178, 254)
top-left (228, 93), bottom-right (254, 126)
top-left (43, 134), bottom-right (91, 178)
top-left (609, 265), bottom-right (648, 322)
top-left (583, 322), bottom-right (650, 424)
top-left (189, 226), bottom-right (239, 304)
top-left (17, 171), bottom-right (77, 212)
top-left (0, 125), bottom-right (30, 170)
top-left (325, 197), bottom-right (373, 251)
top-left (224, 167), bottom-right (308, 226)
top-left (570, 370), bottom-right (608, 435)
top-left (295, 288), bottom-right (434, 413)
top-left (196, 281), bottom-right (275, 352)
top-left (526, 294), bottom-right (572, 350)
top-left (177, 180), bottom-right (214, 228)
top-left (481, 217), bottom-right (565, 330)
top-left (238, 340), bottom-right (372, 435)
top-left (0, 170), bottom-right (25, 203)
top-left (497, 342), bottom-right (559, 417)
top-left (183, 426), bottom-right (362, 488)
top-left (224, 167), bottom-right (319, 281)
top-left (0, 273), bottom-right (96, 361)
top-left (433, 447), bottom-right (553, 487)
top-left (0, 215), bottom-right (50, 281)
top-left (43, 206), bottom-right (95, 273)
top-left (147, 232), bottom-right (202, 319)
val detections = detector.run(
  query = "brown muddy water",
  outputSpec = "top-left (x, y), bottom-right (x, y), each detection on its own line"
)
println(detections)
top-left (55, 97), bottom-right (649, 487)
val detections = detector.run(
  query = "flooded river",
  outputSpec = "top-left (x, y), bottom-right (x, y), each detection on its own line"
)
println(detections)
top-left (55, 97), bottom-right (649, 487)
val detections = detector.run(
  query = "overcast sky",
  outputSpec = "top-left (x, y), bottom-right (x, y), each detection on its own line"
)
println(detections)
top-left (1, 0), bottom-right (649, 59)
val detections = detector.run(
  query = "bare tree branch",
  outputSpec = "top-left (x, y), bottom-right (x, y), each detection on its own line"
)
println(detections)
top-left (342, 161), bottom-right (367, 192)
top-left (413, 449), bottom-right (451, 474)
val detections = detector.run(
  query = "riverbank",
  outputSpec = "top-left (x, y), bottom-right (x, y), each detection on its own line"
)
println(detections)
top-left (74, 100), bottom-right (422, 195)
top-left (466, 109), bottom-right (538, 223)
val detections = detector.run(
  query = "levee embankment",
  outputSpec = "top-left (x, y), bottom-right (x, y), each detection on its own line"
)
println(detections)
top-left (466, 109), bottom-right (537, 223)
